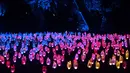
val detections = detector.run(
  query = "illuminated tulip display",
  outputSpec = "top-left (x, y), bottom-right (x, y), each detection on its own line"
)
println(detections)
top-left (0, 32), bottom-right (129, 73)
top-left (67, 61), bottom-right (72, 70)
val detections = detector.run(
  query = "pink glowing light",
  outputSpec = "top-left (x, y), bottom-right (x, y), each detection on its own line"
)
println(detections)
top-left (40, 56), bottom-right (44, 64)
top-left (46, 57), bottom-right (51, 65)
top-left (62, 50), bottom-right (65, 56)
top-left (22, 55), bottom-right (26, 65)
top-left (61, 55), bottom-right (64, 62)
top-left (13, 56), bottom-right (17, 63)
top-left (92, 53), bottom-right (96, 60)
top-left (42, 66), bottom-right (47, 73)
top-left (122, 61), bottom-right (127, 69)
top-left (73, 59), bottom-right (78, 69)
top-left (6, 53), bottom-right (10, 60)
top-left (52, 61), bottom-right (57, 69)
top-left (6, 60), bottom-right (11, 68)
top-left (0, 55), bottom-right (5, 64)
top-left (36, 53), bottom-right (40, 60)
top-left (11, 65), bottom-right (15, 73)
top-left (75, 54), bottom-right (79, 60)
top-left (81, 54), bottom-right (86, 62)
top-left (18, 52), bottom-right (21, 59)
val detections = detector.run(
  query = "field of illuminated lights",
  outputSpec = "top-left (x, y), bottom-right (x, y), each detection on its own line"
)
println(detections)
top-left (0, 32), bottom-right (129, 73)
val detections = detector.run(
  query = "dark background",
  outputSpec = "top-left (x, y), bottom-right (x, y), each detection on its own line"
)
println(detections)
top-left (0, 0), bottom-right (130, 33)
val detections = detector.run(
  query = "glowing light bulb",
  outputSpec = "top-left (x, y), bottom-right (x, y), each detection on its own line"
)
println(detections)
top-left (92, 53), bottom-right (96, 60)
top-left (55, 45), bottom-right (59, 51)
top-left (125, 50), bottom-right (129, 60)
top-left (87, 60), bottom-right (93, 68)
top-left (90, 58), bottom-right (94, 64)
top-left (61, 55), bottom-right (64, 62)
top-left (73, 59), bottom-right (78, 69)
top-left (95, 61), bottom-right (100, 69)
top-left (46, 57), bottom-right (51, 65)
top-left (40, 56), bottom-right (44, 64)
top-left (6, 53), bottom-right (9, 60)
top-left (119, 55), bottom-right (123, 63)
top-left (109, 58), bottom-right (112, 65)
top-left (39, 51), bottom-right (43, 57)
top-left (81, 54), bottom-right (86, 62)
top-left (11, 65), bottom-right (15, 73)
top-left (96, 54), bottom-right (101, 61)
top-left (62, 50), bottom-right (65, 56)
top-left (0, 55), bottom-right (5, 64)
top-left (105, 49), bottom-right (109, 55)
top-left (121, 48), bottom-right (125, 54)
top-left (43, 51), bottom-right (46, 57)
top-left (116, 61), bottom-right (120, 69)
top-left (117, 50), bottom-right (120, 56)
top-left (112, 55), bottom-right (116, 65)
top-left (42, 66), bottom-right (47, 73)
top-left (52, 61), bottom-right (57, 69)
top-left (14, 51), bottom-right (18, 57)
top-left (57, 59), bottom-right (61, 66)
top-left (67, 61), bottom-right (72, 70)
top-left (13, 56), bottom-right (17, 63)
top-left (6, 61), bottom-right (11, 68)
top-left (18, 52), bottom-right (21, 59)
top-left (53, 54), bottom-right (57, 61)
top-left (47, 48), bottom-right (50, 54)
top-left (100, 50), bottom-right (105, 57)
top-left (52, 48), bottom-right (56, 53)
top-left (122, 61), bottom-right (127, 69)
top-left (75, 54), bottom-right (79, 60)
top-left (36, 53), bottom-right (39, 60)
top-left (22, 55), bottom-right (26, 65)
top-left (114, 49), bottom-right (117, 55)
top-left (101, 55), bottom-right (105, 63)
top-left (77, 49), bottom-right (81, 54)
top-left (3, 51), bottom-right (7, 57)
